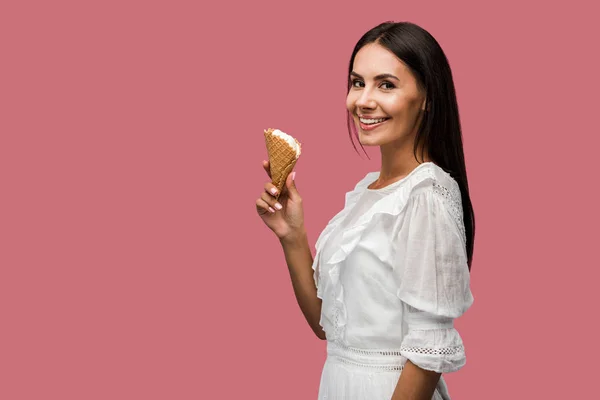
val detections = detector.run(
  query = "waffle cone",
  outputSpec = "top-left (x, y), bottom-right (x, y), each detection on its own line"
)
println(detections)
top-left (264, 128), bottom-right (301, 200)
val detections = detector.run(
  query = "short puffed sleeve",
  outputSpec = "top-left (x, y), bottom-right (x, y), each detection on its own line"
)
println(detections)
top-left (392, 179), bottom-right (474, 373)
top-left (392, 180), bottom-right (473, 318)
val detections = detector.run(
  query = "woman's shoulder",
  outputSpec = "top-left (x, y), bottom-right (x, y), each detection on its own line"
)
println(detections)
top-left (407, 164), bottom-right (466, 242)
top-left (384, 163), bottom-right (464, 229)
top-left (401, 162), bottom-right (461, 198)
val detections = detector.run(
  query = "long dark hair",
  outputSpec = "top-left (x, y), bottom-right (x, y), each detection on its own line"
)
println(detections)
top-left (346, 21), bottom-right (476, 271)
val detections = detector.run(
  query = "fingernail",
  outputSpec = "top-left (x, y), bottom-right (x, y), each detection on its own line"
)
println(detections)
top-left (270, 188), bottom-right (277, 195)
top-left (291, 172), bottom-right (296, 181)
top-left (268, 206), bottom-right (275, 213)
top-left (275, 203), bottom-right (282, 210)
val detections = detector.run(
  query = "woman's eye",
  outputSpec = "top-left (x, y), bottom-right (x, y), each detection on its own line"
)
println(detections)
top-left (351, 79), bottom-right (394, 89)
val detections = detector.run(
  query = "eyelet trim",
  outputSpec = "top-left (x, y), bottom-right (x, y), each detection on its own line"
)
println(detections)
top-left (400, 344), bottom-right (465, 356)
top-left (432, 181), bottom-right (466, 245)
top-left (327, 341), bottom-right (405, 371)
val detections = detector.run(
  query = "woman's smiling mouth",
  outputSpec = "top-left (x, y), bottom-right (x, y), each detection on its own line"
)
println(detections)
top-left (358, 116), bottom-right (390, 130)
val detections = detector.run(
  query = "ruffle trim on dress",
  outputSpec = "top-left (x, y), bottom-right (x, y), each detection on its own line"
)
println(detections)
top-left (311, 171), bottom-right (377, 293)
top-left (311, 171), bottom-right (376, 339)
top-left (313, 163), bottom-right (459, 342)
top-left (323, 164), bottom-right (441, 266)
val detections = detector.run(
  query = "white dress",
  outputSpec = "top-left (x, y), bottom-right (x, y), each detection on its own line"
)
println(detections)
top-left (312, 162), bottom-right (474, 400)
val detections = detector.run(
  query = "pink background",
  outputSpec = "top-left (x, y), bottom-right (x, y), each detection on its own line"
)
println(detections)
top-left (1, 0), bottom-right (598, 398)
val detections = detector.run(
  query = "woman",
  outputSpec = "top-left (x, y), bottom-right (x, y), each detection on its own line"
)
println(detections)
top-left (256, 21), bottom-right (475, 400)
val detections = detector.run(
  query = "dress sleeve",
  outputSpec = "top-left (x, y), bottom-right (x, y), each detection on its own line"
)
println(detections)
top-left (392, 182), bottom-right (474, 373)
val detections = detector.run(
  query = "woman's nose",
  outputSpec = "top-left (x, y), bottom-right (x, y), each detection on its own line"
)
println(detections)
top-left (356, 89), bottom-right (376, 109)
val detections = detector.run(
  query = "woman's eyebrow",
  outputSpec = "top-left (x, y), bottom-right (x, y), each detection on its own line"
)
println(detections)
top-left (351, 72), bottom-right (400, 81)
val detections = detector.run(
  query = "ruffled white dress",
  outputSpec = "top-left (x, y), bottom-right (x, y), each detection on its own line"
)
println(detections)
top-left (312, 162), bottom-right (474, 400)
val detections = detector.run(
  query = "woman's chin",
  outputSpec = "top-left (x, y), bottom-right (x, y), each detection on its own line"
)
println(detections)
top-left (358, 133), bottom-right (379, 146)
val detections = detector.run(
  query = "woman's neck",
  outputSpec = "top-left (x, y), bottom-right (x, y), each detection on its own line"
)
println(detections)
top-left (377, 142), bottom-right (431, 182)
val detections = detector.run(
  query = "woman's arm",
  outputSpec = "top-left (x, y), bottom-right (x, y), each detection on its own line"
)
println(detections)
top-left (391, 360), bottom-right (441, 400)
top-left (280, 229), bottom-right (326, 340)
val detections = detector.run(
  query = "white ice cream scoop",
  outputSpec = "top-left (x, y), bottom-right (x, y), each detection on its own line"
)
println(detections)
top-left (272, 129), bottom-right (301, 158)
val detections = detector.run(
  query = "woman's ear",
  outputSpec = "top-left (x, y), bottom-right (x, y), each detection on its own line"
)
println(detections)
top-left (421, 97), bottom-right (428, 112)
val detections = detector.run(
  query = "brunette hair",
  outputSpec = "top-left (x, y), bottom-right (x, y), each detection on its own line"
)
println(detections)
top-left (347, 21), bottom-right (476, 270)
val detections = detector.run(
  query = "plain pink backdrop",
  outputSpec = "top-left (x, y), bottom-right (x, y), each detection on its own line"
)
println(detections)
top-left (1, 0), bottom-right (598, 399)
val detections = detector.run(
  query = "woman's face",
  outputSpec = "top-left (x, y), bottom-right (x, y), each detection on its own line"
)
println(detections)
top-left (346, 43), bottom-right (426, 147)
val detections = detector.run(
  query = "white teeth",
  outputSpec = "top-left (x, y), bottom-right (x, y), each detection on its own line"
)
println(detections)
top-left (359, 117), bottom-right (387, 125)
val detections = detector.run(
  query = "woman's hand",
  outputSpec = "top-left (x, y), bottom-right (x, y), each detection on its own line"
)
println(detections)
top-left (256, 160), bottom-right (305, 241)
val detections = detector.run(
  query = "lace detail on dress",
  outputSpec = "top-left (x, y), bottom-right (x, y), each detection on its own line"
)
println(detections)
top-left (432, 181), bottom-right (466, 245)
top-left (400, 344), bottom-right (464, 356)
top-left (330, 356), bottom-right (404, 371)
top-left (327, 341), bottom-right (405, 371)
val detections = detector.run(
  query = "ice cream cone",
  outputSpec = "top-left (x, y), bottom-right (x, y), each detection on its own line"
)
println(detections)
top-left (264, 128), bottom-right (301, 200)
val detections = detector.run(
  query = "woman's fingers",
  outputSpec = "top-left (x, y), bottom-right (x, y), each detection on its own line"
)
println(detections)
top-left (258, 161), bottom-right (282, 215)
top-left (263, 160), bottom-right (272, 179)
top-left (256, 197), bottom-right (276, 214)
top-left (264, 181), bottom-right (280, 198)
top-left (261, 190), bottom-right (283, 211)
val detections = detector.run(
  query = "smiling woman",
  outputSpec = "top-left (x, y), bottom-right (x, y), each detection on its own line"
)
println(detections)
top-left (255, 20), bottom-right (476, 400)
top-left (320, 21), bottom-right (476, 400)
